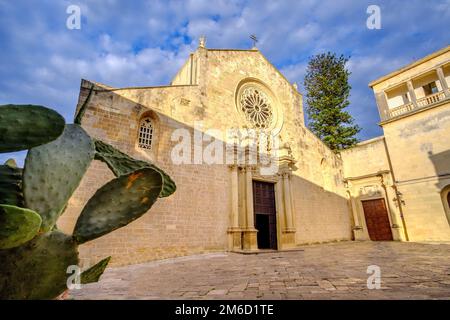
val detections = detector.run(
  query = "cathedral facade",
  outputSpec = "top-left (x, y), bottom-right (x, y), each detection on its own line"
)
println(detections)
top-left (59, 41), bottom-right (450, 267)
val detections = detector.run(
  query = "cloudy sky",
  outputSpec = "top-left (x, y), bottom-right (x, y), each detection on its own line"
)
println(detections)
top-left (1, 0), bottom-right (449, 164)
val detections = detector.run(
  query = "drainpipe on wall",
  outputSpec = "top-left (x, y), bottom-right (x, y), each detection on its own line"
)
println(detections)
top-left (382, 137), bottom-right (410, 241)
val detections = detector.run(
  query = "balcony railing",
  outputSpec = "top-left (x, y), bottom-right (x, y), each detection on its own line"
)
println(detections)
top-left (388, 102), bottom-right (414, 118)
top-left (387, 90), bottom-right (449, 120)
top-left (416, 90), bottom-right (447, 107)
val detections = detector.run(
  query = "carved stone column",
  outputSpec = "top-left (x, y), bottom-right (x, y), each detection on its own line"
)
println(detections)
top-left (277, 168), bottom-right (296, 249)
top-left (345, 183), bottom-right (365, 240)
top-left (407, 80), bottom-right (418, 108)
top-left (437, 67), bottom-right (449, 97)
top-left (227, 164), bottom-right (241, 250)
top-left (282, 172), bottom-right (295, 232)
top-left (380, 174), bottom-right (406, 241)
top-left (242, 166), bottom-right (258, 250)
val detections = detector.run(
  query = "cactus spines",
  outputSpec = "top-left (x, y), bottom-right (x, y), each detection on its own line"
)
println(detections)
top-left (73, 168), bottom-right (163, 244)
top-left (0, 104), bottom-right (65, 153)
top-left (81, 256), bottom-right (111, 284)
top-left (0, 204), bottom-right (42, 249)
top-left (94, 140), bottom-right (176, 198)
top-left (0, 231), bottom-right (79, 299)
top-left (0, 160), bottom-right (24, 206)
top-left (23, 124), bottom-right (95, 232)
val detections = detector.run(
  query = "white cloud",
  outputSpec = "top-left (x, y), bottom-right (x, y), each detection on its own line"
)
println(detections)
top-left (1, 0), bottom-right (449, 164)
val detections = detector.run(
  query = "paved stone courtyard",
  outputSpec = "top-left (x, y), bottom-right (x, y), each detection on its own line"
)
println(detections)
top-left (70, 242), bottom-right (450, 300)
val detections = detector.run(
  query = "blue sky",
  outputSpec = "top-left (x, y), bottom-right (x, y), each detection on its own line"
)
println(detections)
top-left (1, 0), bottom-right (449, 165)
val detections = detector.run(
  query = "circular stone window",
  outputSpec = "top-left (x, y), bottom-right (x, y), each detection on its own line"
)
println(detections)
top-left (239, 87), bottom-right (273, 129)
top-left (236, 80), bottom-right (282, 132)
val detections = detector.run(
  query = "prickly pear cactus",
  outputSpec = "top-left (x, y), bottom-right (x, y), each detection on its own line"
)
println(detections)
top-left (0, 204), bottom-right (42, 249)
top-left (94, 140), bottom-right (176, 197)
top-left (0, 104), bottom-right (65, 153)
top-left (0, 231), bottom-right (78, 299)
top-left (0, 103), bottom-right (175, 299)
top-left (0, 159), bottom-right (24, 206)
top-left (23, 124), bottom-right (95, 232)
top-left (81, 256), bottom-right (111, 284)
top-left (73, 168), bottom-right (163, 243)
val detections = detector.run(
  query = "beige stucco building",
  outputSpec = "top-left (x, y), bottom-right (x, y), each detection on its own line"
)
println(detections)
top-left (59, 41), bottom-right (450, 267)
top-left (342, 45), bottom-right (450, 243)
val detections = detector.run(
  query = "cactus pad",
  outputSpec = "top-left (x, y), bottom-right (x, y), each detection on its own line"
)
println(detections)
top-left (0, 160), bottom-right (24, 206)
top-left (94, 140), bottom-right (176, 197)
top-left (23, 124), bottom-right (95, 232)
top-left (0, 230), bottom-right (79, 299)
top-left (0, 104), bottom-right (65, 153)
top-left (81, 256), bottom-right (111, 284)
top-left (0, 204), bottom-right (42, 249)
top-left (73, 168), bottom-right (163, 244)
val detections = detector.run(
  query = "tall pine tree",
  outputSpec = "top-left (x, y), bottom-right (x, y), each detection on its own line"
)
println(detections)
top-left (303, 52), bottom-right (360, 151)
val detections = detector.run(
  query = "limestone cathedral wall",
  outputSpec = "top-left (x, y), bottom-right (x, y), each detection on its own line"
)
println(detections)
top-left (58, 81), bottom-right (232, 267)
top-left (59, 48), bottom-right (353, 267)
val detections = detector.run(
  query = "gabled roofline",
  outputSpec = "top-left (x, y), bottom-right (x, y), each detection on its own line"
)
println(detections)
top-left (214, 47), bottom-right (302, 97)
top-left (368, 45), bottom-right (450, 88)
top-left (81, 46), bottom-right (303, 97)
top-left (174, 46), bottom-right (303, 97)
top-left (81, 79), bottom-right (197, 92)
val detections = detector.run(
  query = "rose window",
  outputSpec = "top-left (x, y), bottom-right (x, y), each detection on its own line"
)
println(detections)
top-left (239, 87), bottom-right (274, 129)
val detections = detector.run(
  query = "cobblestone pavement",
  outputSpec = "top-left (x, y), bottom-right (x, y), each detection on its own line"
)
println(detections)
top-left (70, 242), bottom-right (450, 300)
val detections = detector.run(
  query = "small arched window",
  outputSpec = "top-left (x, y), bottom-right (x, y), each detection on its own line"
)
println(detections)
top-left (138, 117), bottom-right (154, 150)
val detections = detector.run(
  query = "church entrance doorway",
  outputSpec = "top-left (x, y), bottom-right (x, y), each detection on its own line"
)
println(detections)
top-left (253, 180), bottom-right (277, 249)
top-left (362, 198), bottom-right (393, 241)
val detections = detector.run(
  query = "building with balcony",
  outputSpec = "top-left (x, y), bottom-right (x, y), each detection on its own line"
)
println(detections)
top-left (341, 45), bottom-right (450, 242)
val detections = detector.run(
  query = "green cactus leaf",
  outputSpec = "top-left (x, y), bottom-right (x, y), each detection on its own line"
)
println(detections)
top-left (23, 124), bottom-right (95, 232)
top-left (0, 204), bottom-right (42, 249)
top-left (81, 256), bottom-right (111, 284)
top-left (94, 139), bottom-right (176, 197)
top-left (73, 167), bottom-right (163, 244)
top-left (0, 230), bottom-right (79, 299)
top-left (0, 160), bottom-right (24, 206)
top-left (0, 104), bottom-right (65, 153)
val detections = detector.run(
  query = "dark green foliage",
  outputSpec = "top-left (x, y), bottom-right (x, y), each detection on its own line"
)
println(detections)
top-left (0, 160), bottom-right (24, 206)
top-left (0, 104), bottom-right (65, 153)
top-left (94, 140), bottom-right (176, 197)
top-left (73, 168), bottom-right (163, 244)
top-left (303, 52), bottom-right (360, 151)
top-left (23, 124), bottom-right (95, 232)
top-left (0, 231), bottom-right (78, 299)
top-left (81, 256), bottom-right (111, 284)
top-left (0, 204), bottom-right (42, 249)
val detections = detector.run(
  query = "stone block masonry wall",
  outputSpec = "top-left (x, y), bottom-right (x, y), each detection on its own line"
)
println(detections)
top-left (59, 83), bottom-right (231, 267)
